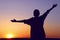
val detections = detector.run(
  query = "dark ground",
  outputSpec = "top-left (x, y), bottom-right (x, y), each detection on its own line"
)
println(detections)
top-left (0, 38), bottom-right (60, 40)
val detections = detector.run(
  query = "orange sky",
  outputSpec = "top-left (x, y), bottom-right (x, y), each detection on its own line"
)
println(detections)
top-left (0, 0), bottom-right (60, 38)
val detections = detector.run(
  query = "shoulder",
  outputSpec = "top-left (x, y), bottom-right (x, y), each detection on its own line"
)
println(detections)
top-left (39, 16), bottom-right (43, 18)
top-left (24, 17), bottom-right (33, 21)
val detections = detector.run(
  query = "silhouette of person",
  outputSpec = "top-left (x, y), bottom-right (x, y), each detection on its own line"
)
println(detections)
top-left (11, 4), bottom-right (57, 40)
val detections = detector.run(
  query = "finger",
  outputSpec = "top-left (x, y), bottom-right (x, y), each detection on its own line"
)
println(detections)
top-left (11, 20), bottom-right (13, 22)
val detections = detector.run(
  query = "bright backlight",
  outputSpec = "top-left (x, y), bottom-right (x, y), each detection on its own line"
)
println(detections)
top-left (6, 34), bottom-right (14, 38)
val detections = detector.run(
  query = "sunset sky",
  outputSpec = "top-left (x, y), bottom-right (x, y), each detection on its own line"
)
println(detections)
top-left (0, 0), bottom-right (60, 38)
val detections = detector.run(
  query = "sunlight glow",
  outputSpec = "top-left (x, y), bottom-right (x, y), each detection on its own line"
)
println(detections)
top-left (6, 34), bottom-right (14, 38)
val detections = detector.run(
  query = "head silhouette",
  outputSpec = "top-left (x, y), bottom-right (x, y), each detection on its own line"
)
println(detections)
top-left (33, 9), bottom-right (40, 17)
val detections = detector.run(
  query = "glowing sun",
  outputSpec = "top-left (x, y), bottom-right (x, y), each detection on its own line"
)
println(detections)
top-left (6, 34), bottom-right (14, 38)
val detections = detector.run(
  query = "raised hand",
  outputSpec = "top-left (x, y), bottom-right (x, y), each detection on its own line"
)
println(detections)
top-left (52, 4), bottom-right (57, 8)
top-left (11, 19), bottom-right (16, 22)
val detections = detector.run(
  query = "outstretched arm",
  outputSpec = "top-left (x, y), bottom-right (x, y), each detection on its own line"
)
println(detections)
top-left (42, 4), bottom-right (57, 19)
top-left (47, 4), bottom-right (57, 12)
top-left (11, 19), bottom-right (25, 22)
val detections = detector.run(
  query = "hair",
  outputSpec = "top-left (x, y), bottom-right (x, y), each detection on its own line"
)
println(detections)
top-left (33, 9), bottom-right (40, 17)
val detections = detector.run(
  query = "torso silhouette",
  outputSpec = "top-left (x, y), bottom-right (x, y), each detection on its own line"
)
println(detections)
top-left (24, 15), bottom-right (46, 40)
top-left (11, 4), bottom-right (57, 40)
